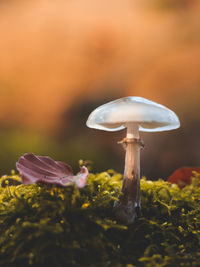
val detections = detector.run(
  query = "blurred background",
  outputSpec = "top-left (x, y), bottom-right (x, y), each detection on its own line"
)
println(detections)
top-left (0, 0), bottom-right (199, 180)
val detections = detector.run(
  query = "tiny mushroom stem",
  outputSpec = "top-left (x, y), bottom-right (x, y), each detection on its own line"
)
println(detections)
top-left (126, 123), bottom-right (139, 139)
top-left (115, 123), bottom-right (142, 224)
top-left (124, 123), bottom-right (140, 205)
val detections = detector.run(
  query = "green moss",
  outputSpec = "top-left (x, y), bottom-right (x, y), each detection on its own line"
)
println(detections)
top-left (0, 171), bottom-right (200, 266)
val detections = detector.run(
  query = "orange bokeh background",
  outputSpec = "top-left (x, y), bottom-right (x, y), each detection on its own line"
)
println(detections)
top-left (0, 0), bottom-right (199, 179)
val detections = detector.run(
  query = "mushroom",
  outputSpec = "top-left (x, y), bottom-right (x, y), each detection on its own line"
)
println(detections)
top-left (86, 96), bottom-right (180, 224)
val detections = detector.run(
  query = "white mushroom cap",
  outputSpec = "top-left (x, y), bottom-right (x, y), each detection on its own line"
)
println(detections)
top-left (86, 96), bottom-right (180, 132)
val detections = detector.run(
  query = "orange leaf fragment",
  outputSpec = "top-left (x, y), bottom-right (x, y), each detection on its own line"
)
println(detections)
top-left (167, 167), bottom-right (200, 188)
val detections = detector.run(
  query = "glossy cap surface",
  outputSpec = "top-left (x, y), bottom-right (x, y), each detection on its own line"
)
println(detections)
top-left (86, 96), bottom-right (180, 132)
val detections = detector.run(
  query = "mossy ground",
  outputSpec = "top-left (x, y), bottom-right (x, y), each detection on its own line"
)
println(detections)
top-left (0, 170), bottom-right (200, 267)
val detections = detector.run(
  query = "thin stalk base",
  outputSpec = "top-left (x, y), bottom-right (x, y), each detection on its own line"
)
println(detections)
top-left (115, 135), bottom-right (143, 225)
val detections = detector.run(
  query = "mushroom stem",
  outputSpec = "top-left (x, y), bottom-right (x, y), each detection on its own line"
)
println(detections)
top-left (125, 123), bottom-right (141, 208)
top-left (126, 123), bottom-right (139, 139)
top-left (115, 123), bottom-right (141, 224)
